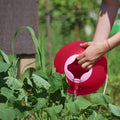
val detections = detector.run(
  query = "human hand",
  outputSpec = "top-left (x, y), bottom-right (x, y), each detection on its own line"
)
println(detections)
top-left (77, 41), bottom-right (110, 69)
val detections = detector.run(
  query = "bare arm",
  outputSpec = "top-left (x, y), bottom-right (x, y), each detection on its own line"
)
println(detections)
top-left (77, 0), bottom-right (120, 69)
top-left (93, 0), bottom-right (119, 42)
top-left (108, 31), bottom-right (120, 49)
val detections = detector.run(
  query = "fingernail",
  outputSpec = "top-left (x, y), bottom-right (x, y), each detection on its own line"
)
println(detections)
top-left (80, 44), bottom-right (82, 46)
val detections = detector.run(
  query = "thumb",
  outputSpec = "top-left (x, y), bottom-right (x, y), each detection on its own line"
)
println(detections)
top-left (80, 42), bottom-right (91, 48)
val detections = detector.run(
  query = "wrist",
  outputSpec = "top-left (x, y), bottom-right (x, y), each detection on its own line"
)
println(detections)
top-left (98, 40), bottom-right (111, 54)
top-left (105, 39), bottom-right (111, 51)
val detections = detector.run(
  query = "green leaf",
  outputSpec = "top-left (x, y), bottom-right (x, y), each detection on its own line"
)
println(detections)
top-left (14, 109), bottom-right (24, 119)
top-left (48, 72), bottom-right (63, 93)
top-left (27, 78), bottom-right (33, 86)
top-left (0, 104), bottom-right (15, 120)
top-left (90, 93), bottom-right (110, 105)
top-left (103, 94), bottom-right (111, 103)
top-left (0, 61), bottom-right (10, 73)
top-left (88, 111), bottom-right (105, 120)
top-left (12, 26), bottom-right (42, 69)
top-left (0, 109), bottom-right (15, 120)
top-left (88, 111), bottom-right (97, 120)
top-left (17, 89), bottom-right (27, 101)
top-left (51, 115), bottom-right (57, 120)
top-left (77, 97), bottom-right (92, 110)
top-left (66, 96), bottom-right (91, 114)
top-left (51, 67), bottom-right (56, 74)
top-left (35, 69), bottom-right (48, 80)
top-left (65, 116), bottom-right (78, 120)
top-left (32, 74), bottom-right (50, 90)
top-left (66, 102), bottom-right (78, 114)
top-left (5, 77), bottom-right (23, 90)
top-left (40, 35), bottom-right (46, 73)
top-left (0, 49), bottom-right (10, 64)
top-left (8, 65), bottom-right (18, 78)
top-left (33, 98), bottom-right (47, 111)
top-left (45, 104), bottom-right (63, 116)
top-left (1, 87), bottom-right (15, 100)
top-left (19, 68), bottom-right (35, 82)
top-left (12, 26), bottom-right (39, 54)
top-left (109, 104), bottom-right (120, 117)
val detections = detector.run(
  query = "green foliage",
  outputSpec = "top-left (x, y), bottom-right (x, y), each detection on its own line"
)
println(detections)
top-left (45, 104), bottom-right (63, 116)
top-left (5, 77), bottom-right (23, 90)
top-left (0, 61), bottom-right (10, 73)
top-left (0, 49), bottom-right (10, 64)
top-left (12, 26), bottom-right (46, 73)
top-left (88, 111), bottom-right (105, 120)
top-left (32, 74), bottom-right (50, 90)
top-left (48, 72), bottom-right (64, 93)
top-left (33, 98), bottom-right (47, 111)
top-left (1, 87), bottom-right (15, 100)
top-left (0, 104), bottom-right (15, 120)
top-left (1, 26), bottom-right (120, 120)
top-left (109, 104), bottom-right (120, 117)
top-left (39, 1), bottom-right (100, 60)
top-left (66, 96), bottom-right (91, 114)
top-left (90, 93), bottom-right (111, 105)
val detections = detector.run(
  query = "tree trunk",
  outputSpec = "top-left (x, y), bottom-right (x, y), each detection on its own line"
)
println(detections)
top-left (75, 23), bottom-right (80, 41)
top-left (45, 0), bottom-right (52, 68)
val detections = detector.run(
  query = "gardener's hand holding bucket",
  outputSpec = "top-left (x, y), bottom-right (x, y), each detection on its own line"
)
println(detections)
top-left (77, 41), bottom-right (110, 69)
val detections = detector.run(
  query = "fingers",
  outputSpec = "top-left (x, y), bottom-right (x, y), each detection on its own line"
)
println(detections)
top-left (80, 42), bottom-right (92, 48)
top-left (77, 53), bottom-right (85, 61)
top-left (77, 42), bottom-right (94, 69)
top-left (77, 55), bottom-right (93, 69)
top-left (78, 57), bottom-right (86, 65)
top-left (77, 53), bottom-right (93, 69)
top-left (81, 62), bottom-right (93, 69)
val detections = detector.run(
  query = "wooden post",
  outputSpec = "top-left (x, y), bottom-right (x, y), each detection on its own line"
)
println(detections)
top-left (0, 0), bottom-right (38, 76)
top-left (18, 55), bottom-right (35, 75)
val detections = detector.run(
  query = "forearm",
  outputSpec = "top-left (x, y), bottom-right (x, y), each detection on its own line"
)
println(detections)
top-left (108, 31), bottom-right (120, 50)
top-left (93, 0), bottom-right (119, 42)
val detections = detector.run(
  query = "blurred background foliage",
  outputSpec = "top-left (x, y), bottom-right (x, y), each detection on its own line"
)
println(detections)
top-left (38, 0), bottom-right (120, 105)
top-left (39, 0), bottom-right (100, 57)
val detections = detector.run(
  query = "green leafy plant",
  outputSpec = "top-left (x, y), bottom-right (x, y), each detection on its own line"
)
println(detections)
top-left (0, 26), bottom-right (120, 120)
